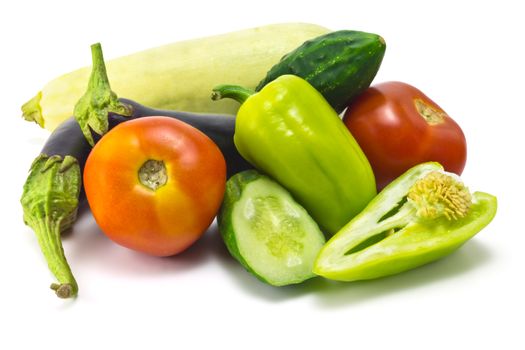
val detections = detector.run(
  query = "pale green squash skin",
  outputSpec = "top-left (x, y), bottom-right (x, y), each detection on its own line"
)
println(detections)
top-left (22, 23), bottom-right (329, 131)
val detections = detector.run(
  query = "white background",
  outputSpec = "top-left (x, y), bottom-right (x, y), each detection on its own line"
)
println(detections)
top-left (1, 0), bottom-right (523, 349)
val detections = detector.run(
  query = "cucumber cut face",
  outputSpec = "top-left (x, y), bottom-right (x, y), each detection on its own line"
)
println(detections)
top-left (219, 171), bottom-right (325, 286)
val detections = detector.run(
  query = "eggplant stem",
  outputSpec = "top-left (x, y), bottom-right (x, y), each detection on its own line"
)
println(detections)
top-left (28, 215), bottom-right (79, 298)
top-left (73, 43), bottom-right (132, 146)
top-left (50, 283), bottom-right (74, 299)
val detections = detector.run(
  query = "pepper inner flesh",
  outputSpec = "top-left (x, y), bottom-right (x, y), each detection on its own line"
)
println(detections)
top-left (344, 230), bottom-right (390, 256)
top-left (343, 170), bottom-right (473, 256)
top-left (378, 196), bottom-right (408, 222)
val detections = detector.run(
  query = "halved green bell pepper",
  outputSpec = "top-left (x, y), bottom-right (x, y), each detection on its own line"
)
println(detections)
top-left (212, 75), bottom-right (376, 235)
top-left (313, 162), bottom-right (497, 281)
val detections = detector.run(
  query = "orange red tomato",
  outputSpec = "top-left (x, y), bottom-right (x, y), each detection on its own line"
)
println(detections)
top-left (344, 82), bottom-right (467, 190)
top-left (83, 117), bottom-right (226, 256)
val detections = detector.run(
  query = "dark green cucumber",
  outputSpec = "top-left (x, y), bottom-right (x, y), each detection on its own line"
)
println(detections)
top-left (218, 170), bottom-right (325, 286)
top-left (256, 30), bottom-right (386, 113)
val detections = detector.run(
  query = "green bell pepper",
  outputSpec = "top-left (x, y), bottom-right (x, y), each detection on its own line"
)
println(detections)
top-left (212, 74), bottom-right (376, 235)
top-left (313, 162), bottom-right (497, 281)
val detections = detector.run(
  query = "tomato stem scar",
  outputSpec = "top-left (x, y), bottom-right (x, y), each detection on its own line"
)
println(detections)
top-left (414, 98), bottom-right (445, 125)
top-left (139, 159), bottom-right (167, 191)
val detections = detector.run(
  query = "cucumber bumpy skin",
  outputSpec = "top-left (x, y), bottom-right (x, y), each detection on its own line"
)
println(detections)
top-left (21, 23), bottom-right (330, 131)
top-left (218, 170), bottom-right (326, 286)
top-left (256, 30), bottom-right (386, 113)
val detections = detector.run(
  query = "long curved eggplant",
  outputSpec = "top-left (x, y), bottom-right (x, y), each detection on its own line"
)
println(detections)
top-left (42, 100), bottom-right (250, 179)
top-left (21, 43), bottom-right (250, 298)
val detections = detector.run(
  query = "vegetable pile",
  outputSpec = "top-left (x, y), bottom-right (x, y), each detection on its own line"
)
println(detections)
top-left (19, 23), bottom-right (496, 298)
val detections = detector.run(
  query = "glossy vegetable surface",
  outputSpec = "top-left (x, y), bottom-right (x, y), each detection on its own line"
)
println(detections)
top-left (20, 44), bottom-right (250, 298)
top-left (21, 23), bottom-right (329, 130)
top-left (218, 170), bottom-right (325, 286)
top-left (84, 117), bottom-right (226, 256)
top-left (343, 81), bottom-right (467, 190)
top-left (257, 30), bottom-right (386, 113)
top-left (213, 75), bottom-right (376, 235)
top-left (314, 162), bottom-right (497, 281)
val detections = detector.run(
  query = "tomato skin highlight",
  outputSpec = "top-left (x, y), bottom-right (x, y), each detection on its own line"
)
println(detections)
top-left (343, 81), bottom-right (467, 190)
top-left (83, 117), bottom-right (226, 256)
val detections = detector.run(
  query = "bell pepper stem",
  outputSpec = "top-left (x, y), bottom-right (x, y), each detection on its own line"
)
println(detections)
top-left (73, 43), bottom-right (132, 146)
top-left (211, 85), bottom-right (255, 104)
top-left (21, 155), bottom-right (81, 298)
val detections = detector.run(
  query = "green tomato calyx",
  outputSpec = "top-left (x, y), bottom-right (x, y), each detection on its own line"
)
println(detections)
top-left (407, 171), bottom-right (471, 221)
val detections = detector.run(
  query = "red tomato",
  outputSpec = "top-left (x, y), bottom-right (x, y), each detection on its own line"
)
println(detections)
top-left (83, 117), bottom-right (226, 256)
top-left (343, 81), bottom-right (466, 190)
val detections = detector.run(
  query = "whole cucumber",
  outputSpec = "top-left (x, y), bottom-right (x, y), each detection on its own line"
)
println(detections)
top-left (22, 23), bottom-right (329, 131)
top-left (256, 30), bottom-right (386, 113)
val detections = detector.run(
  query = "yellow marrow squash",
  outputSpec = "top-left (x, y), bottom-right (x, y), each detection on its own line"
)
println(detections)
top-left (22, 23), bottom-right (329, 131)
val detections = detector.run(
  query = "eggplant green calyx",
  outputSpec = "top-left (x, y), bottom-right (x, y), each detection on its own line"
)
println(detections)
top-left (313, 162), bottom-right (498, 282)
top-left (20, 154), bottom-right (81, 298)
top-left (211, 85), bottom-right (255, 104)
top-left (74, 43), bottom-right (132, 146)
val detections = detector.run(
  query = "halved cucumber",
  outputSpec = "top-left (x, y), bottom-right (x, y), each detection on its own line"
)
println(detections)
top-left (218, 170), bottom-right (325, 286)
